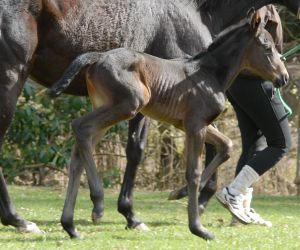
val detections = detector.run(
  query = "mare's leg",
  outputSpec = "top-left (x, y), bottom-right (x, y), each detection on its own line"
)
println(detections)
top-left (90, 131), bottom-right (108, 224)
top-left (117, 113), bottom-right (150, 230)
top-left (198, 143), bottom-right (218, 215)
top-left (185, 124), bottom-right (214, 240)
top-left (0, 13), bottom-right (40, 232)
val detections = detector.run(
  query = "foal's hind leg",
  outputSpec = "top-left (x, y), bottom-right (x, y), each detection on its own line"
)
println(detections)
top-left (117, 113), bottom-right (150, 231)
top-left (61, 144), bottom-right (84, 238)
top-left (66, 98), bottom-right (143, 237)
top-left (61, 131), bottom-right (106, 238)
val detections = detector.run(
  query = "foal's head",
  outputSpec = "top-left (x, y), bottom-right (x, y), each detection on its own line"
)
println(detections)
top-left (242, 10), bottom-right (289, 87)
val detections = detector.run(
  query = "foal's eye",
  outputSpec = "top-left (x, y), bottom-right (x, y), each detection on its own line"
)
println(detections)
top-left (264, 44), bottom-right (272, 52)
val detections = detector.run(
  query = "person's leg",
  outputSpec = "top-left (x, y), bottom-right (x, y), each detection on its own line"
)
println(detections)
top-left (217, 76), bottom-right (291, 223)
top-left (227, 92), bottom-right (264, 176)
top-left (228, 91), bottom-right (274, 226)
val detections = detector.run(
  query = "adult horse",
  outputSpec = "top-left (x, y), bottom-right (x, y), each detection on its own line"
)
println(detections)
top-left (0, 0), bottom-right (299, 234)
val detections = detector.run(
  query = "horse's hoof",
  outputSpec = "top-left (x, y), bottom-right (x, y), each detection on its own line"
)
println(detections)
top-left (190, 225), bottom-right (215, 241)
top-left (134, 223), bottom-right (150, 231)
top-left (70, 230), bottom-right (81, 239)
top-left (168, 190), bottom-right (179, 200)
top-left (201, 229), bottom-right (215, 241)
top-left (91, 211), bottom-right (103, 225)
top-left (168, 186), bottom-right (187, 200)
top-left (66, 227), bottom-right (81, 239)
top-left (17, 221), bottom-right (43, 234)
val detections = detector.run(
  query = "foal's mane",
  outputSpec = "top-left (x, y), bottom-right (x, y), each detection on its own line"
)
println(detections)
top-left (192, 18), bottom-right (250, 60)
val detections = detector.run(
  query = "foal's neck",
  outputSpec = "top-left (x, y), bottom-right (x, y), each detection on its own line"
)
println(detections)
top-left (193, 36), bottom-right (250, 92)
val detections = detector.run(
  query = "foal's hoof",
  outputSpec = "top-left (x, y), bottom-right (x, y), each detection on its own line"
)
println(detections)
top-left (134, 223), bottom-right (150, 231)
top-left (65, 227), bottom-right (80, 239)
top-left (190, 225), bottom-right (215, 241)
top-left (17, 221), bottom-right (43, 234)
top-left (168, 187), bottom-right (187, 200)
top-left (70, 229), bottom-right (81, 239)
top-left (126, 222), bottom-right (150, 231)
top-left (200, 228), bottom-right (215, 241)
top-left (91, 211), bottom-right (103, 225)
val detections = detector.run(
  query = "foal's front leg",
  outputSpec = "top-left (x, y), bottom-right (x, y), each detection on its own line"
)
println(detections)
top-left (199, 125), bottom-right (232, 189)
top-left (185, 125), bottom-right (214, 240)
top-left (169, 125), bottom-right (232, 210)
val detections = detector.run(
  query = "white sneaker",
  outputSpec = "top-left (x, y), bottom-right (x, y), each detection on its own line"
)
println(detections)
top-left (216, 187), bottom-right (251, 224)
top-left (244, 188), bottom-right (272, 227)
top-left (246, 208), bottom-right (272, 227)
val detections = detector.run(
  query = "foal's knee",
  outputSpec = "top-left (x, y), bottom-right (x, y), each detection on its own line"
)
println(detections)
top-left (218, 138), bottom-right (233, 161)
top-left (71, 118), bottom-right (89, 142)
top-left (186, 168), bottom-right (201, 188)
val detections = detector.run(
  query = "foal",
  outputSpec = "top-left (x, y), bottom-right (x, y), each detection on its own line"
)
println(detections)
top-left (48, 16), bottom-right (288, 240)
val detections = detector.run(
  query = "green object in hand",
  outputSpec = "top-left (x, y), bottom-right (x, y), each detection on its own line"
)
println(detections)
top-left (274, 88), bottom-right (292, 116)
top-left (281, 43), bottom-right (300, 61)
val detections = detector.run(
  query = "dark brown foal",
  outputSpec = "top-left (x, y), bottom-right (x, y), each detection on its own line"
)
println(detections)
top-left (48, 13), bottom-right (288, 240)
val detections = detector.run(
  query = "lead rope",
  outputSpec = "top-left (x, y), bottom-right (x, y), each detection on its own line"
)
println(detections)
top-left (274, 88), bottom-right (292, 116)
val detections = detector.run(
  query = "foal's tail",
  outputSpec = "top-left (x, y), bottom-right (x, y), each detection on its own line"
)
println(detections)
top-left (47, 52), bottom-right (101, 98)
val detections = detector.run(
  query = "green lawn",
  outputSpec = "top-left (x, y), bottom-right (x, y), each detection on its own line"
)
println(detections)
top-left (0, 186), bottom-right (299, 250)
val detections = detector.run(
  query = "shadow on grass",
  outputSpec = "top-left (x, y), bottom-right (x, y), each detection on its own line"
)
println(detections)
top-left (29, 218), bottom-right (124, 227)
top-left (147, 221), bottom-right (178, 227)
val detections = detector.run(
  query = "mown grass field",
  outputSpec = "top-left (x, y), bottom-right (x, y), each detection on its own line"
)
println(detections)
top-left (0, 186), bottom-right (299, 250)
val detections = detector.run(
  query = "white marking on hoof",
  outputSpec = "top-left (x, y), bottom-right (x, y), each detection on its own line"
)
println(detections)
top-left (17, 222), bottom-right (43, 234)
top-left (135, 223), bottom-right (150, 231)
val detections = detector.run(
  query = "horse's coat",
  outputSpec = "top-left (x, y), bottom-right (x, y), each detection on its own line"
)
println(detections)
top-left (49, 17), bottom-right (288, 239)
top-left (0, 0), bottom-right (299, 235)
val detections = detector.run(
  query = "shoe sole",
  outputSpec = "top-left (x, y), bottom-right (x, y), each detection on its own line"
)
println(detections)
top-left (215, 193), bottom-right (251, 225)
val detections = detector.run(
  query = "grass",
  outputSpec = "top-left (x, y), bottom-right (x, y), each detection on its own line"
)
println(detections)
top-left (0, 186), bottom-right (299, 250)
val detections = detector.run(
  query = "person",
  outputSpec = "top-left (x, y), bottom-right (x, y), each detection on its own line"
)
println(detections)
top-left (216, 5), bottom-right (292, 226)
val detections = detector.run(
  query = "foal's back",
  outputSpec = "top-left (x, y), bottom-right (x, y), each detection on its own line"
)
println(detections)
top-left (86, 48), bottom-right (221, 128)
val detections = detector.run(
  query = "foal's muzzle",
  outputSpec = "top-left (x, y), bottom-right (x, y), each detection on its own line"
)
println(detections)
top-left (274, 73), bottom-right (289, 88)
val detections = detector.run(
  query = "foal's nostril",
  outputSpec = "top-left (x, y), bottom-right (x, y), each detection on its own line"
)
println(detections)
top-left (275, 73), bottom-right (289, 88)
top-left (284, 74), bottom-right (289, 85)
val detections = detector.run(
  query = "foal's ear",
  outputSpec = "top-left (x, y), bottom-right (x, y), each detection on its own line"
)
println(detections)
top-left (247, 7), bottom-right (256, 22)
top-left (247, 8), bottom-right (263, 33)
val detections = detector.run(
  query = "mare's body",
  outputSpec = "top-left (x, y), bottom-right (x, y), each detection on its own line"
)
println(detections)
top-left (0, 0), bottom-right (299, 233)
